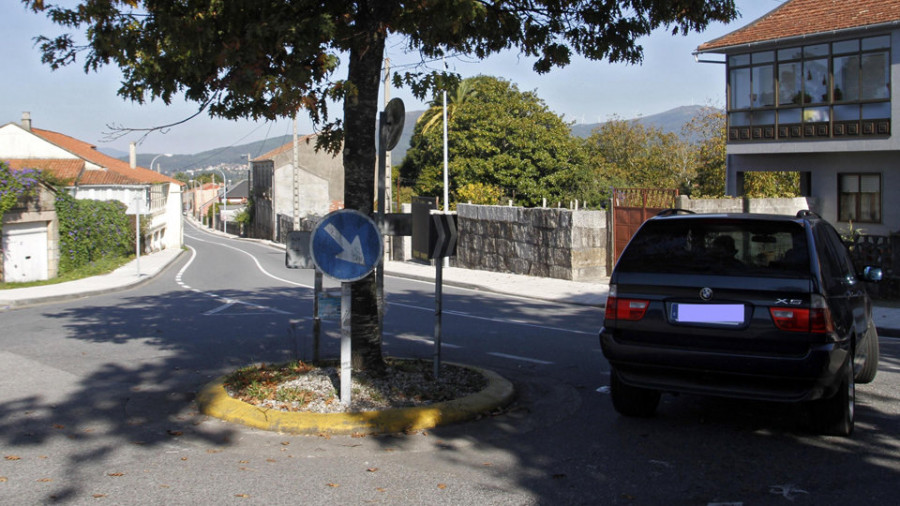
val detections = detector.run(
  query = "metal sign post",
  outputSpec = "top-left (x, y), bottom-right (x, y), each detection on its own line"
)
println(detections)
top-left (310, 209), bottom-right (383, 405)
top-left (340, 282), bottom-right (352, 406)
top-left (285, 230), bottom-right (325, 361)
top-left (434, 258), bottom-right (443, 378)
top-left (377, 98), bottom-right (405, 343)
top-left (411, 210), bottom-right (458, 380)
top-left (313, 270), bottom-right (323, 363)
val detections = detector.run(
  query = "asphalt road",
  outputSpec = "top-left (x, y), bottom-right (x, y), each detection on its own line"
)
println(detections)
top-left (1, 221), bottom-right (898, 505)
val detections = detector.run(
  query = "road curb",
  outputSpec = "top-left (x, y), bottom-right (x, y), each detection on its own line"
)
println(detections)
top-left (0, 250), bottom-right (186, 310)
top-left (196, 362), bottom-right (515, 435)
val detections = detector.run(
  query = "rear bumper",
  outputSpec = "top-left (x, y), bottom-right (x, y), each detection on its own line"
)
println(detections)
top-left (599, 327), bottom-right (850, 402)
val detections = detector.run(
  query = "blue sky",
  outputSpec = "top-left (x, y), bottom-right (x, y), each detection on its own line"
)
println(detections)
top-left (0, 1), bottom-right (784, 158)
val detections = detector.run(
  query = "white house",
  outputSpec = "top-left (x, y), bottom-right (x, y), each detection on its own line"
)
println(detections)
top-left (1, 113), bottom-right (184, 252)
top-left (695, 0), bottom-right (900, 235)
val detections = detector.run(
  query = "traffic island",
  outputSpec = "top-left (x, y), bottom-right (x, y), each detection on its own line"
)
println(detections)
top-left (196, 363), bottom-right (515, 435)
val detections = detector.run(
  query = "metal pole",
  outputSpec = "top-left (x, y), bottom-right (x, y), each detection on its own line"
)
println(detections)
top-left (134, 197), bottom-right (141, 277)
top-left (216, 168), bottom-right (227, 233)
top-left (313, 270), bottom-right (322, 363)
top-left (382, 58), bottom-right (393, 216)
top-left (150, 153), bottom-right (172, 173)
top-left (434, 259), bottom-right (443, 379)
top-left (292, 115), bottom-right (300, 231)
top-left (441, 59), bottom-right (450, 269)
top-left (340, 282), bottom-right (352, 406)
top-left (376, 112), bottom-right (386, 339)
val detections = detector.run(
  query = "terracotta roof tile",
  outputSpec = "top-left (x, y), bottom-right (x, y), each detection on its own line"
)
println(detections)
top-left (698, 0), bottom-right (900, 52)
top-left (7, 159), bottom-right (85, 183)
top-left (28, 127), bottom-right (183, 187)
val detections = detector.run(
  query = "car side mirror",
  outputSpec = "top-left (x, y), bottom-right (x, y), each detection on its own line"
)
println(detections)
top-left (862, 266), bottom-right (883, 282)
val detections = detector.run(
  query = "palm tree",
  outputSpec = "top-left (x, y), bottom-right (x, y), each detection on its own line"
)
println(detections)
top-left (416, 78), bottom-right (478, 133)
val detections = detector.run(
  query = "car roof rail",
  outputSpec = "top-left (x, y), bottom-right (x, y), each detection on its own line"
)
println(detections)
top-left (656, 208), bottom-right (696, 217)
top-left (796, 209), bottom-right (821, 219)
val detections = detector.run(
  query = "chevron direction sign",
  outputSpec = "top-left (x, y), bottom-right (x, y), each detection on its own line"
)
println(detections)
top-left (429, 211), bottom-right (458, 259)
top-left (310, 209), bottom-right (383, 281)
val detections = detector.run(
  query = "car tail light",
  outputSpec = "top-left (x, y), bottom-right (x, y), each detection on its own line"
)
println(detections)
top-left (769, 295), bottom-right (834, 333)
top-left (604, 285), bottom-right (649, 322)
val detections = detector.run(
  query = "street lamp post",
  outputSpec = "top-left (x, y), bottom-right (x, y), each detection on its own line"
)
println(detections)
top-left (188, 179), bottom-right (199, 221)
top-left (150, 153), bottom-right (173, 173)
top-left (216, 169), bottom-right (227, 233)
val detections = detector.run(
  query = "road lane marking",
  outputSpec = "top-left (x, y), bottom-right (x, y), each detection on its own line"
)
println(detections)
top-left (175, 245), bottom-right (293, 315)
top-left (184, 232), bottom-right (311, 288)
top-left (487, 352), bottom-right (553, 365)
top-left (185, 224), bottom-right (599, 336)
top-left (383, 332), bottom-right (463, 349)
top-left (389, 301), bottom-right (594, 336)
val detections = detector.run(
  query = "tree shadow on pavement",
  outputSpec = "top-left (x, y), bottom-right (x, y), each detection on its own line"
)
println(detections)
top-left (0, 283), bottom-right (898, 504)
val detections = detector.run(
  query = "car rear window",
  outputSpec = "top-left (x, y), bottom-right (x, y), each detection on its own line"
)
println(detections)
top-left (616, 218), bottom-right (809, 277)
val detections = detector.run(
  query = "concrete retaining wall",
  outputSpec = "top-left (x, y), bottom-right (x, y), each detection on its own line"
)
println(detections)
top-left (675, 196), bottom-right (818, 215)
top-left (455, 204), bottom-right (608, 282)
top-left (387, 197), bottom-right (822, 283)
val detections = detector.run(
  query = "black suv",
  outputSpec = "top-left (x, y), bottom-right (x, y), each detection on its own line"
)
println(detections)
top-left (599, 210), bottom-right (881, 436)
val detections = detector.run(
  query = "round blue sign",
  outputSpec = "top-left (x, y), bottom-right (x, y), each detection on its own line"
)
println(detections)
top-left (310, 209), bottom-right (383, 281)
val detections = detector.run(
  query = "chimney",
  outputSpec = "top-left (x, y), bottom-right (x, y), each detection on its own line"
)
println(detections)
top-left (129, 142), bottom-right (136, 169)
top-left (21, 112), bottom-right (32, 131)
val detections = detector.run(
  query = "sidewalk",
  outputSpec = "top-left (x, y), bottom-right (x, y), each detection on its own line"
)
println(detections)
top-left (2, 241), bottom-right (899, 337)
top-left (384, 260), bottom-right (608, 306)
top-left (385, 260), bottom-right (900, 337)
top-left (0, 248), bottom-right (184, 310)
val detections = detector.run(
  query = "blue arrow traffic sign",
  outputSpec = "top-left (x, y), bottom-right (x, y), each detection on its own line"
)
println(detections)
top-left (310, 209), bottom-right (383, 281)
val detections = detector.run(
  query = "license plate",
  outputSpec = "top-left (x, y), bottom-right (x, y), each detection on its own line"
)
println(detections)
top-left (671, 303), bottom-right (745, 326)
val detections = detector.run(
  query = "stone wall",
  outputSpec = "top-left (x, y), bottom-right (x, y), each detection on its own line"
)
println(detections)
top-left (674, 196), bottom-right (819, 215)
top-left (455, 204), bottom-right (607, 281)
top-left (392, 198), bottom-right (817, 282)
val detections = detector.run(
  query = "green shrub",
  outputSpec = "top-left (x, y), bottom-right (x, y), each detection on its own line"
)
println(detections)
top-left (57, 193), bottom-right (135, 274)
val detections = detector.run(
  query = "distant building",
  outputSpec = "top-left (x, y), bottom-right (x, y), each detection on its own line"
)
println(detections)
top-left (249, 134), bottom-right (343, 241)
top-left (1, 113), bottom-right (184, 252)
top-left (695, 0), bottom-right (900, 234)
top-left (185, 181), bottom-right (222, 223)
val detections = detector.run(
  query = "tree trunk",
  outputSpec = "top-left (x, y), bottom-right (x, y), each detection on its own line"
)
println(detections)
top-left (343, 29), bottom-right (387, 373)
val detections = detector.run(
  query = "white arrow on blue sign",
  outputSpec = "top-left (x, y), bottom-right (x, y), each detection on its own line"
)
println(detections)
top-left (310, 209), bottom-right (383, 281)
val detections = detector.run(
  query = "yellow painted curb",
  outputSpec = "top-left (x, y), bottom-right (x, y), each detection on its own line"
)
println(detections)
top-left (196, 362), bottom-right (515, 435)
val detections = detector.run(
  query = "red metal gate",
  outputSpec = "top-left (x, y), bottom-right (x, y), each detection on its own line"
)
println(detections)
top-left (612, 188), bottom-right (679, 262)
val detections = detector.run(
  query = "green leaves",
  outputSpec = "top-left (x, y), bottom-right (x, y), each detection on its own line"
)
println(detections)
top-left (401, 76), bottom-right (585, 208)
top-left (24, 0), bottom-right (738, 130)
top-left (56, 193), bottom-right (134, 274)
top-left (0, 162), bottom-right (41, 221)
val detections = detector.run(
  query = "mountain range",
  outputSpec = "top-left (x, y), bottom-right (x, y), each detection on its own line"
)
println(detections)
top-left (105, 105), bottom-right (713, 175)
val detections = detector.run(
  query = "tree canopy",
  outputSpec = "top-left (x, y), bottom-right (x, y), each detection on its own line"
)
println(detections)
top-left (580, 117), bottom-right (692, 203)
top-left (402, 76), bottom-right (585, 207)
top-left (24, 0), bottom-right (738, 371)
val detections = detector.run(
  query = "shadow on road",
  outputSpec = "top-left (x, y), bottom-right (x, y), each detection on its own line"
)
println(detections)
top-left (0, 270), bottom-right (898, 504)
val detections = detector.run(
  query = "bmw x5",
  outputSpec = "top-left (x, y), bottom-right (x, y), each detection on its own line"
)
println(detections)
top-left (599, 210), bottom-right (882, 436)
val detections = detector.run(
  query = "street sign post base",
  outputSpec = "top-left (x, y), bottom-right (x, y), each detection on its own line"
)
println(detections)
top-left (340, 282), bottom-right (352, 406)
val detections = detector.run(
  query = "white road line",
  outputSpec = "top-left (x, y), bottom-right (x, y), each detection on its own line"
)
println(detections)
top-left (185, 224), bottom-right (596, 336)
top-left (384, 332), bottom-right (463, 349)
top-left (184, 232), bottom-right (311, 288)
top-left (389, 301), bottom-right (594, 335)
top-left (487, 352), bottom-right (554, 365)
top-left (175, 245), bottom-right (292, 315)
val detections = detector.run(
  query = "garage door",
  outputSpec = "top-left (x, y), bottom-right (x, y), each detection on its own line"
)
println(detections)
top-left (2, 221), bottom-right (49, 282)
